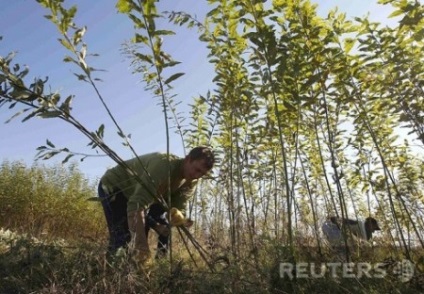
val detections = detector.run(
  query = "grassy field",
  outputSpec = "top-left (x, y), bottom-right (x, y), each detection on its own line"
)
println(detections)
top-left (0, 162), bottom-right (423, 293)
top-left (1, 227), bottom-right (423, 294)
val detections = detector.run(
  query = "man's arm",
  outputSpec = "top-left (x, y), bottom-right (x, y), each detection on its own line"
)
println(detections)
top-left (170, 180), bottom-right (197, 212)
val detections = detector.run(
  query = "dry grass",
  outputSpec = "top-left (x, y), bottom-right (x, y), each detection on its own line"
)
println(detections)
top-left (1, 228), bottom-right (423, 294)
top-left (0, 161), bottom-right (423, 293)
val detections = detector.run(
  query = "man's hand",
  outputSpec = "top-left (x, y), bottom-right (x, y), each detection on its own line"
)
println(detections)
top-left (170, 207), bottom-right (186, 226)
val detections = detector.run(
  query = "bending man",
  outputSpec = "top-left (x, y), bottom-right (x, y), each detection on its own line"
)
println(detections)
top-left (98, 146), bottom-right (215, 262)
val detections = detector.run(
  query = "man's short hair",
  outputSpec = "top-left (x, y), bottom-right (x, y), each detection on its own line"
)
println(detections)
top-left (187, 146), bottom-right (215, 170)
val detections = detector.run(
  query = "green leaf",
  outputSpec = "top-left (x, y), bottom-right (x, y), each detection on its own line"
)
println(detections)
top-left (73, 73), bottom-right (88, 82)
top-left (68, 6), bottom-right (77, 18)
top-left (96, 124), bottom-right (105, 139)
top-left (63, 56), bottom-right (76, 63)
top-left (58, 38), bottom-right (73, 50)
top-left (388, 9), bottom-right (404, 18)
top-left (343, 38), bottom-right (356, 53)
top-left (61, 154), bottom-right (74, 164)
top-left (46, 139), bottom-right (55, 148)
top-left (154, 30), bottom-right (175, 36)
top-left (10, 88), bottom-right (31, 100)
top-left (163, 61), bottom-right (181, 68)
top-left (22, 110), bottom-right (41, 122)
top-left (165, 73), bottom-right (185, 84)
top-left (116, 0), bottom-right (132, 13)
top-left (134, 53), bottom-right (153, 64)
top-left (128, 14), bottom-right (145, 29)
top-left (38, 111), bottom-right (62, 118)
top-left (42, 151), bottom-right (59, 160)
top-left (133, 33), bottom-right (149, 44)
top-left (117, 130), bottom-right (126, 138)
top-left (60, 95), bottom-right (73, 116)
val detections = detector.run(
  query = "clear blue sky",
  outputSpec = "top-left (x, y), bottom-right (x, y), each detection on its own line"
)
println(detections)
top-left (0, 1), bottom-right (398, 182)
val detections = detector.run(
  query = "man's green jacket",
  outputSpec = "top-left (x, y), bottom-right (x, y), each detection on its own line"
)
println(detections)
top-left (101, 152), bottom-right (195, 212)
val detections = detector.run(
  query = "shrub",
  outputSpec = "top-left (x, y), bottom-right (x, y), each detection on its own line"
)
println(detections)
top-left (0, 160), bottom-right (107, 242)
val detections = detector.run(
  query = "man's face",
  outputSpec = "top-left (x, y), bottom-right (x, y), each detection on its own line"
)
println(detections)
top-left (184, 159), bottom-right (210, 181)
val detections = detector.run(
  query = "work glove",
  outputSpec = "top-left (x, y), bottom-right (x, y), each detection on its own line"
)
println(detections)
top-left (170, 207), bottom-right (188, 226)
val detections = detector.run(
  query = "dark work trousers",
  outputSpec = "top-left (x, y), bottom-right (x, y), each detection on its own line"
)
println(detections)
top-left (145, 203), bottom-right (170, 258)
top-left (98, 182), bottom-right (131, 255)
